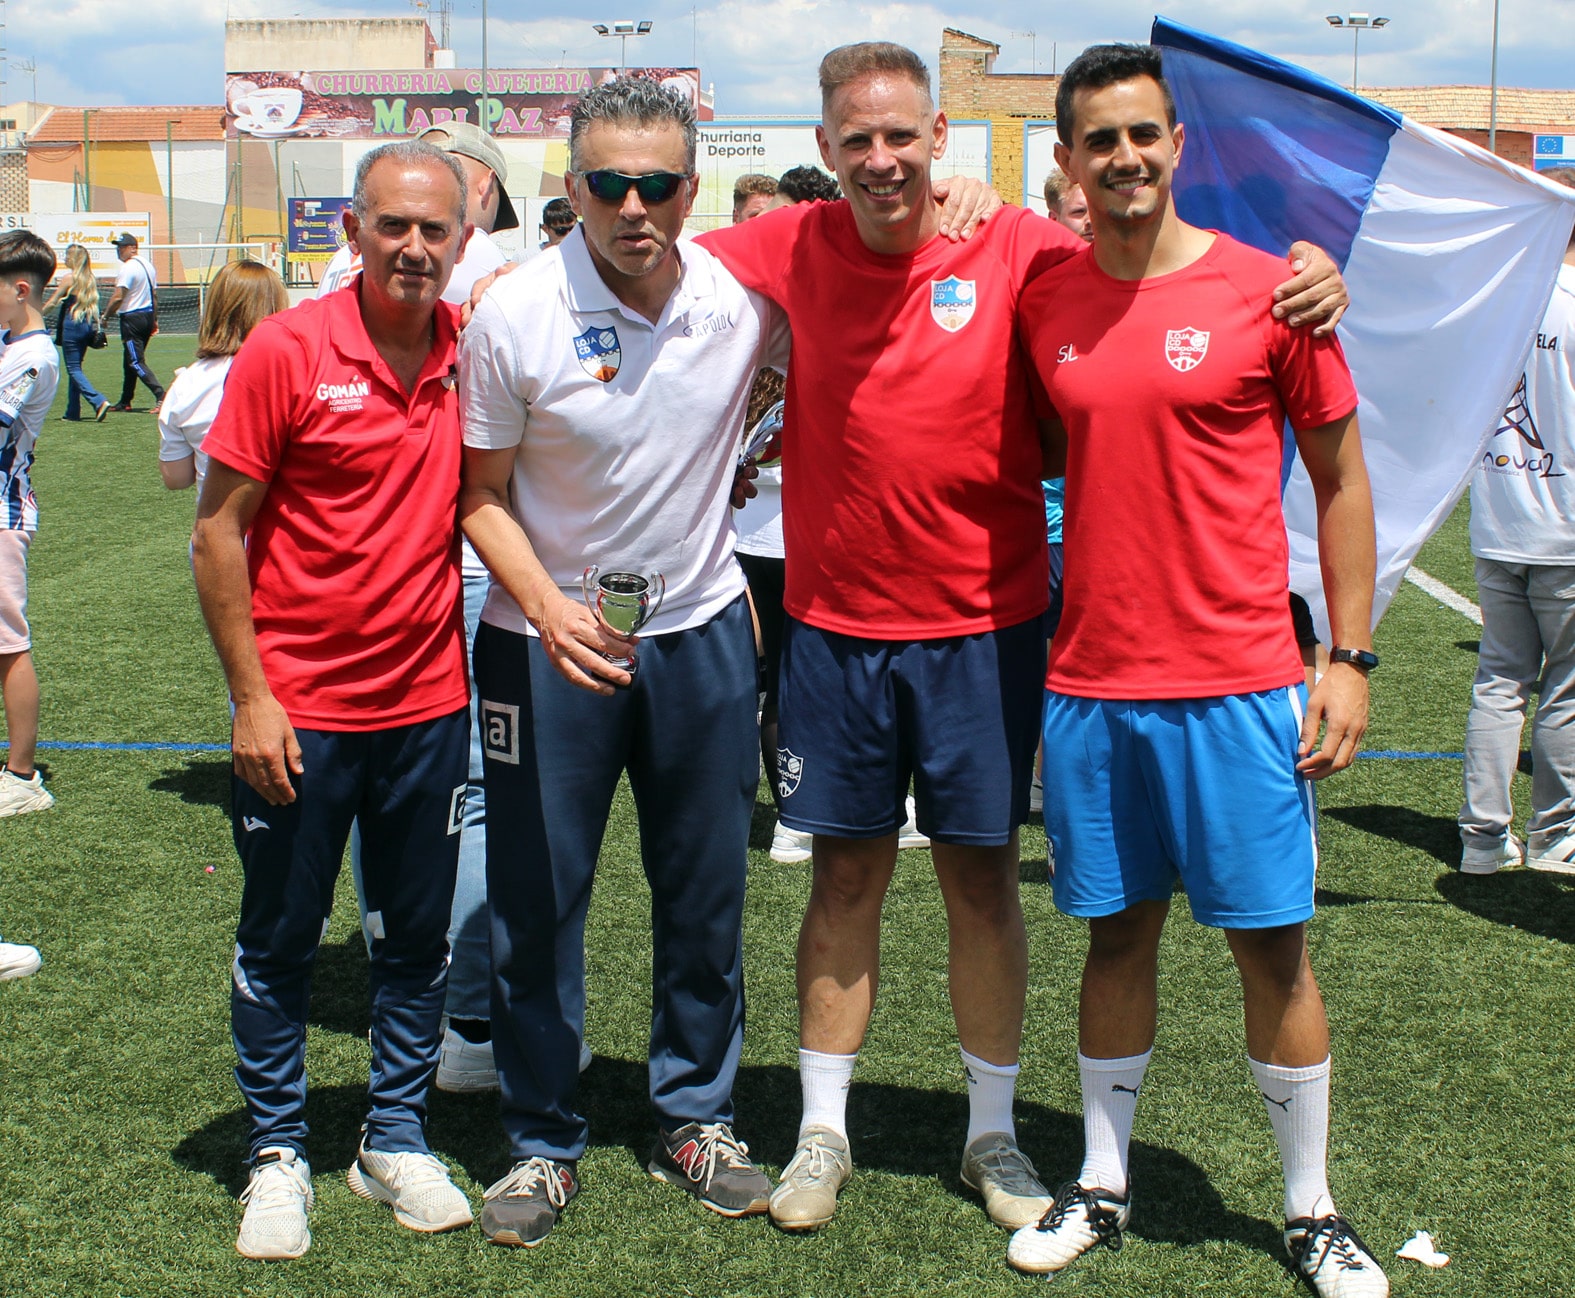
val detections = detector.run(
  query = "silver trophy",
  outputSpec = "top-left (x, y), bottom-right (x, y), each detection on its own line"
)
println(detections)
top-left (581, 566), bottom-right (665, 679)
top-left (738, 398), bottom-right (785, 467)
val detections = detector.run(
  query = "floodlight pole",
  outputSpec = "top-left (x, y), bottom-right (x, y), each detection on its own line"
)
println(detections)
top-left (1488, 0), bottom-right (1501, 154)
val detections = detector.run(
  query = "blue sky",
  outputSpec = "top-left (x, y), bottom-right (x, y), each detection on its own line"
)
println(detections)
top-left (11, 0), bottom-right (1571, 114)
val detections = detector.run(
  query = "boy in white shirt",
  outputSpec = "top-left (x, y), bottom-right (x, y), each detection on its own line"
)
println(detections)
top-left (0, 229), bottom-right (62, 818)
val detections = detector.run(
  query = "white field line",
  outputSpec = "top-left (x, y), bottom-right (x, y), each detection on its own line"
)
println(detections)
top-left (1405, 567), bottom-right (1483, 625)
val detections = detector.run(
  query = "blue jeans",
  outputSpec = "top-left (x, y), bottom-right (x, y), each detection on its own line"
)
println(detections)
top-left (351, 566), bottom-right (490, 1021)
top-left (58, 315), bottom-right (106, 419)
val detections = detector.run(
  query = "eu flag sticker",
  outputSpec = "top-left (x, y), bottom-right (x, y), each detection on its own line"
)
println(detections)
top-left (930, 277), bottom-right (976, 333)
top-left (573, 325), bottom-right (622, 382)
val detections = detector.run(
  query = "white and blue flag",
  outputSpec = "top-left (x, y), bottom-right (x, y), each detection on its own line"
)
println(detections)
top-left (1152, 17), bottom-right (1575, 632)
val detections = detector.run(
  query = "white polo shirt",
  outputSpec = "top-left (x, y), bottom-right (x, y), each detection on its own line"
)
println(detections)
top-left (459, 228), bottom-right (789, 637)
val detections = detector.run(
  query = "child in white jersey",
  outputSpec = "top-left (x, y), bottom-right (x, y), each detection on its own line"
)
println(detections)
top-left (0, 230), bottom-right (62, 818)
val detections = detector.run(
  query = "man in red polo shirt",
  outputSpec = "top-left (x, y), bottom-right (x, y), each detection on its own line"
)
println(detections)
top-left (193, 141), bottom-right (476, 1261)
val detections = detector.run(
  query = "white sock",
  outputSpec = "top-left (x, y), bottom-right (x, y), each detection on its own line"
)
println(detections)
top-left (798, 1048), bottom-right (856, 1140)
top-left (1078, 1049), bottom-right (1151, 1195)
top-left (1250, 1055), bottom-right (1335, 1221)
top-left (961, 1047), bottom-right (1018, 1145)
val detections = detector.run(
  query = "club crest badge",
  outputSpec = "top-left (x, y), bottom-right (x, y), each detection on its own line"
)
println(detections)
top-left (1165, 326), bottom-right (1210, 372)
top-left (776, 747), bottom-right (804, 799)
top-left (573, 325), bottom-right (622, 382)
top-left (930, 276), bottom-right (976, 333)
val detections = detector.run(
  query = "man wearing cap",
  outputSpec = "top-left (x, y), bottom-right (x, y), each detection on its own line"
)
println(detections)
top-left (103, 233), bottom-right (165, 412)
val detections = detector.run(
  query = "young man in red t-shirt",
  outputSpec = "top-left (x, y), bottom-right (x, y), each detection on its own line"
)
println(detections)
top-left (1009, 46), bottom-right (1386, 1298)
top-left (193, 143), bottom-right (476, 1260)
top-left (699, 40), bottom-right (1352, 1237)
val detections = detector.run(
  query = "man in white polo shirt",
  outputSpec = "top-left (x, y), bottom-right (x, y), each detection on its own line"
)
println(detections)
top-left (104, 232), bottom-right (165, 412)
top-left (457, 78), bottom-right (789, 1247)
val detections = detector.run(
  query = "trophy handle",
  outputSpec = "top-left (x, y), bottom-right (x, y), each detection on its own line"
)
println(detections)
top-left (644, 572), bottom-right (666, 626)
top-left (581, 565), bottom-right (600, 613)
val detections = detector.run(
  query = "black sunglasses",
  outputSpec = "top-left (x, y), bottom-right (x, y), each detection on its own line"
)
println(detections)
top-left (576, 170), bottom-right (688, 204)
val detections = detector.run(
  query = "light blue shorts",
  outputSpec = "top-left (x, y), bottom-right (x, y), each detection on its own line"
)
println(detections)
top-left (1041, 686), bottom-right (1317, 928)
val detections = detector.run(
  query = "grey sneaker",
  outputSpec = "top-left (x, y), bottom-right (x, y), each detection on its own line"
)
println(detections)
top-left (1006, 1180), bottom-right (1130, 1274)
top-left (346, 1141), bottom-right (473, 1232)
top-left (480, 1156), bottom-right (578, 1247)
top-left (1285, 1213), bottom-right (1390, 1297)
top-left (1460, 832), bottom-right (1523, 874)
top-left (1527, 829), bottom-right (1575, 875)
top-left (769, 1125), bottom-right (852, 1231)
top-left (236, 1147), bottom-right (313, 1260)
top-left (435, 1025), bottom-right (498, 1093)
top-left (649, 1121), bottom-right (770, 1216)
top-left (960, 1131), bottom-right (1054, 1228)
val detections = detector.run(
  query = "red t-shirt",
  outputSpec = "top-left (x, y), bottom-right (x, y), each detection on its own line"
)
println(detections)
top-left (1019, 233), bottom-right (1358, 699)
top-left (701, 203), bottom-right (1084, 639)
top-left (202, 288), bottom-right (468, 730)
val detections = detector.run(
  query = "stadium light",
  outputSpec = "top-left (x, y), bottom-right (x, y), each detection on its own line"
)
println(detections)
top-left (1488, 0), bottom-right (1501, 154)
top-left (1325, 13), bottom-right (1389, 92)
top-left (592, 19), bottom-right (654, 76)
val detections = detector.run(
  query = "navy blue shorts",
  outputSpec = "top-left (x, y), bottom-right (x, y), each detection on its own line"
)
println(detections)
top-left (776, 614), bottom-right (1045, 845)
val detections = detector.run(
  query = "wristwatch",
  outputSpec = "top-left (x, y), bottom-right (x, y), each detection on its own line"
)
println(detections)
top-left (1329, 646), bottom-right (1380, 672)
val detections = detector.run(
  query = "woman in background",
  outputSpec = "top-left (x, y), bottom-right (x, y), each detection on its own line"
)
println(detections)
top-left (157, 260), bottom-right (287, 492)
top-left (46, 244), bottom-right (110, 422)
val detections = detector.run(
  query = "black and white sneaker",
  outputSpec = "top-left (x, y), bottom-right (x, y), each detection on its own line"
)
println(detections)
top-left (649, 1121), bottom-right (771, 1216)
top-left (480, 1156), bottom-right (578, 1247)
top-left (1285, 1213), bottom-right (1390, 1297)
top-left (1006, 1180), bottom-right (1130, 1274)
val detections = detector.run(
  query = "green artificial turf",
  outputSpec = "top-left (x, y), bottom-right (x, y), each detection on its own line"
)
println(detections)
top-left (1, 348), bottom-right (1569, 1295)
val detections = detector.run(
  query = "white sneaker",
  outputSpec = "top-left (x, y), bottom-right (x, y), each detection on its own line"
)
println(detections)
top-left (347, 1141), bottom-right (473, 1232)
top-left (1460, 832), bottom-right (1523, 875)
top-left (1029, 776), bottom-right (1044, 815)
top-left (1006, 1180), bottom-right (1130, 1274)
top-left (0, 940), bottom-right (40, 980)
top-left (579, 1039), bottom-right (593, 1073)
top-left (898, 795), bottom-right (930, 851)
top-left (769, 1125), bottom-right (853, 1230)
top-left (1527, 829), bottom-right (1575, 875)
top-left (1285, 1213), bottom-right (1390, 1297)
top-left (236, 1147), bottom-right (313, 1260)
top-left (435, 1025), bottom-right (498, 1093)
top-left (0, 768), bottom-right (53, 818)
top-left (960, 1131), bottom-right (1054, 1228)
top-left (770, 822), bottom-right (812, 864)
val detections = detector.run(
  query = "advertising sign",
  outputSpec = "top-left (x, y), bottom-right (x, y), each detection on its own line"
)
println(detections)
top-left (1534, 134), bottom-right (1575, 170)
top-left (225, 68), bottom-right (701, 141)
top-left (288, 198), bottom-right (352, 261)
top-left (0, 212), bottom-right (151, 272)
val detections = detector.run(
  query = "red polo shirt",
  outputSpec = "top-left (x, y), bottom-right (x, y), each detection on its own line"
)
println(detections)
top-left (203, 288), bottom-right (468, 730)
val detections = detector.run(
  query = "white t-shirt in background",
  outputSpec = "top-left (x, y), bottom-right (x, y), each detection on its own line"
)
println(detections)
top-left (1472, 261), bottom-right (1575, 564)
top-left (157, 355), bottom-right (234, 492)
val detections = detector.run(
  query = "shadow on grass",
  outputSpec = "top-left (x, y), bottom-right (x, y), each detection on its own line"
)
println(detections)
top-left (748, 797), bottom-right (778, 853)
top-left (1455, 639), bottom-right (1480, 653)
top-left (1435, 868), bottom-right (1575, 944)
top-left (172, 1060), bottom-right (1279, 1256)
top-left (1320, 803), bottom-right (1459, 866)
top-left (149, 756), bottom-right (231, 811)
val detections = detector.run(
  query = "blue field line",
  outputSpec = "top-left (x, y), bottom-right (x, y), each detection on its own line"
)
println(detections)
top-left (5, 742), bottom-right (1467, 760)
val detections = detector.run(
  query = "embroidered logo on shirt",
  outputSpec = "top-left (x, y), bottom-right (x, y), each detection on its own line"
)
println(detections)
top-left (573, 325), bottom-right (622, 382)
top-left (1164, 327), bottom-right (1210, 372)
top-left (684, 314), bottom-right (735, 338)
top-left (315, 377), bottom-right (372, 412)
top-left (930, 277), bottom-right (976, 333)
